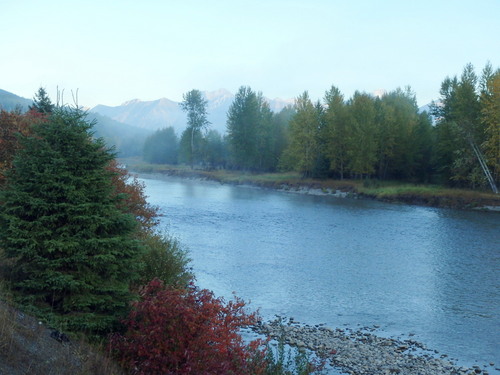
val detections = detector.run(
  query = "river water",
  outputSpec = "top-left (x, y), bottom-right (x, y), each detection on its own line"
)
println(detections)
top-left (140, 175), bottom-right (499, 371)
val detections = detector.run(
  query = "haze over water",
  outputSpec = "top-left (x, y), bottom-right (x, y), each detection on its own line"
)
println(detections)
top-left (141, 176), bottom-right (500, 372)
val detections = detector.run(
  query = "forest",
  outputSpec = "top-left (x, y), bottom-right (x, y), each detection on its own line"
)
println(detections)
top-left (143, 63), bottom-right (499, 192)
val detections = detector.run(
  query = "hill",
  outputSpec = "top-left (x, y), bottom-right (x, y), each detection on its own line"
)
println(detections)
top-left (0, 89), bottom-right (32, 111)
top-left (88, 112), bottom-right (152, 157)
top-left (0, 89), bottom-right (149, 157)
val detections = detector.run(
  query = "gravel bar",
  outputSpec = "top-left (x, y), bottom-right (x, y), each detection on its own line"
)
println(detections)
top-left (253, 317), bottom-right (497, 375)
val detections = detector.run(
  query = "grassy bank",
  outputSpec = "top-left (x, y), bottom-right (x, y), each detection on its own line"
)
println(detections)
top-left (121, 158), bottom-right (500, 211)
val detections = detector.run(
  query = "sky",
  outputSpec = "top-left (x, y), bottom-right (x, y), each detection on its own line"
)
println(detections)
top-left (1, 0), bottom-right (499, 108)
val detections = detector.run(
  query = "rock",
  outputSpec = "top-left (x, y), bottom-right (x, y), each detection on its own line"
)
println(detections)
top-left (253, 316), bottom-right (484, 375)
top-left (50, 330), bottom-right (69, 343)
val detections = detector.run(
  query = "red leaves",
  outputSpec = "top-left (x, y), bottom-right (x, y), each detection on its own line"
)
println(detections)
top-left (111, 279), bottom-right (267, 375)
top-left (106, 160), bottom-right (160, 232)
top-left (0, 110), bottom-right (41, 184)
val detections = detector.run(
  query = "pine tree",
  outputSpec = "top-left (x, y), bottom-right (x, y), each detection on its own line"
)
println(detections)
top-left (29, 87), bottom-right (54, 114)
top-left (226, 86), bottom-right (261, 170)
top-left (0, 107), bottom-right (143, 335)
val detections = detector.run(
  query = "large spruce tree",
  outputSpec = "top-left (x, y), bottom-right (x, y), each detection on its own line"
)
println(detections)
top-left (0, 107), bottom-right (142, 334)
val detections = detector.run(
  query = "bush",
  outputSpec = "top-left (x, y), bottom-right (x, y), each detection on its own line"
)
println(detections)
top-left (111, 279), bottom-right (267, 375)
top-left (137, 232), bottom-right (192, 288)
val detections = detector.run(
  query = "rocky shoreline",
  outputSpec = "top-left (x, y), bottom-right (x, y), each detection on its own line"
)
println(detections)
top-left (253, 317), bottom-right (498, 375)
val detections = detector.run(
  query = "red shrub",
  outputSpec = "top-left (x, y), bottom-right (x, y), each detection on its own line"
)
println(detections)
top-left (107, 160), bottom-right (160, 233)
top-left (111, 279), bottom-right (267, 375)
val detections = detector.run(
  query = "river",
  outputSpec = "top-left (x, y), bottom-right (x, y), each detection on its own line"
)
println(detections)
top-left (140, 175), bottom-right (499, 372)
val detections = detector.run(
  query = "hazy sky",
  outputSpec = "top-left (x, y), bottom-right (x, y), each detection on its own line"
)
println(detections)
top-left (2, 0), bottom-right (499, 108)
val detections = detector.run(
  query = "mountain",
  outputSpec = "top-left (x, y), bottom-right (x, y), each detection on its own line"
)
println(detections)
top-left (418, 102), bottom-right (439, 125)
top-left (88, 112), bottom-right (153, 157)
top-left (0, 89), bottom-right (149, 157)
top-left (0, 89), bottom-right (32, 111)
top-left (91, 89), bottom-right (294, 135)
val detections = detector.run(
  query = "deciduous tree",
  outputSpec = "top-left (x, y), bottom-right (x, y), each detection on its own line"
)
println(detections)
top-left (179, 89), bottom-right (210, 168)
top-left (281, 92), bottom-right (320, 177)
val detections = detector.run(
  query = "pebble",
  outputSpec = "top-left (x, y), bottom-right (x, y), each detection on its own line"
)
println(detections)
top-left (253, 317), bottom-right (491, 375)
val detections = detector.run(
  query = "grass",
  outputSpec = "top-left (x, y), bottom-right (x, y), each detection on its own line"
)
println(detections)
top-left (0, 300), bottom-right (125, 375)
top-left (120, 158), bottom-right (500, 210)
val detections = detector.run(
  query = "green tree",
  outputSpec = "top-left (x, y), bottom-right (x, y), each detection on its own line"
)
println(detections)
top-left (202, 129), bottom-right (227, 169)
top-left (433, 63), bottom-right (490, 188)
top-left (346, 92), bottom-right (378, 178)
top-left (413, 111), bottom-right (435, 183)
top-left (179, 89), bottom-right (210, 168)
top-left (267, 106), bottom-right (294, 172)
top-left (226, 86), bottom-right (261, 170)
top-left (179, 127), bottom-right (203, 166)
top-left (281, 92), bottom-right (320, 177)
top-left (375, 88), bottom-right (420, 180)
top-left (143, 127), bottom-right (178, 164)
top-left (29, 87), bottom-right (54, 114)
top-left (323, 86), bottom-right (348, 179)
top-left (480, 66), bottom-right (500, 184)
top-left (0, 107), bottom-right (143, 335)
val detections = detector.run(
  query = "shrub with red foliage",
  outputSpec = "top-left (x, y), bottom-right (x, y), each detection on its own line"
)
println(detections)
top-left (111, 278), bottom-right (267, 375)
top-left (106, 160), bottom-right (160, 233)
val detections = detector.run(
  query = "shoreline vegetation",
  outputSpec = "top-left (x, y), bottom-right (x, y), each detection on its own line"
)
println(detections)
top-left (121, 159), bottom-right (500, 212)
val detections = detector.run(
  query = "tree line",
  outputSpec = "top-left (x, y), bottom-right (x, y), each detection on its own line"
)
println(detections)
top-left (143, 63), bottom-right (499, 191)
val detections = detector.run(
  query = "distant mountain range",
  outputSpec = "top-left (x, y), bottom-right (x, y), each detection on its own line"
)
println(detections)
top-left (0, 89), bottom-right (151, 157)
top-left (0, 89), bottom-right (32, 111)
top-left (91, 89), bottom-right (295, 135)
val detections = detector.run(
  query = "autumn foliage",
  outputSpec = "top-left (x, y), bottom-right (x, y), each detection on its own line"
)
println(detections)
top-left (111, 278), bottom-right (267, 375)
top-left (0, 109), bottom-right (45, 185)
top-left (107, 159), bottom-right (160, 233)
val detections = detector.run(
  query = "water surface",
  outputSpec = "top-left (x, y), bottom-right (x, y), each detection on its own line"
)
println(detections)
top-left (141, 176), bottom-right (499, 371)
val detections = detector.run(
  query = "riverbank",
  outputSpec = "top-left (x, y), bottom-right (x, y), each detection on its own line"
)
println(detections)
top-left (254, 317), bottom-right (498, 375)
top-left (122, 161), bottom-right (500, 211)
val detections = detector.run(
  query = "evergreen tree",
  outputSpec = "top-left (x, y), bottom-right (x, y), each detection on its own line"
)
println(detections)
top-left (29, 87), bottom-right (54, 114)
top-left (226, 86), bottom-right (261, 170)
top-left (0, 107), bottom-right (142, 335)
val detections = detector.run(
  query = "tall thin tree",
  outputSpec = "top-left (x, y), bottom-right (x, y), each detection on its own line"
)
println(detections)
top-left (179, 89), bottom-right (210, 168)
